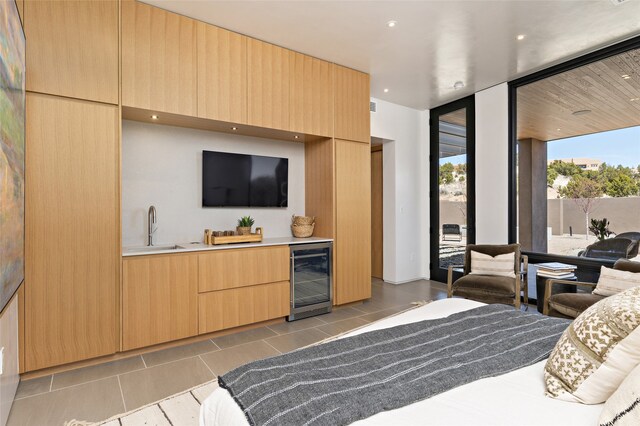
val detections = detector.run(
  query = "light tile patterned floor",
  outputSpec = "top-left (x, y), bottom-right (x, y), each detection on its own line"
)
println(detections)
top-left (8, 278), bottom-right (447, 426)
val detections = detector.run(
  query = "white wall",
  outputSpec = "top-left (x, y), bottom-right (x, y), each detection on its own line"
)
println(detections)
top-left (122, 121), bottom-right (305, 246)
top-left (370, 98), bottom-right (429, 284)
top-left (475, 83), bottom-right (509, 244)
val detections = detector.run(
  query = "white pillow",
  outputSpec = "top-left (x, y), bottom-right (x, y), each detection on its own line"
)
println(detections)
top-left (469, 251), bottom-right (516, 278)
top-left (599, 363), bottom-right (640, 426)
top-left (593, 266), bottom-right (640, 297)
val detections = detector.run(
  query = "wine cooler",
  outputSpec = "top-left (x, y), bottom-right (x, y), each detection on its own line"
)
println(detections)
top-left (288, 242), bottom-right (333, 321)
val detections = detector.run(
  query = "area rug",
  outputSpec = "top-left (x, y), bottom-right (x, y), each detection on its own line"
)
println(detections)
top-left (65, 301), bottom-right (431, 426)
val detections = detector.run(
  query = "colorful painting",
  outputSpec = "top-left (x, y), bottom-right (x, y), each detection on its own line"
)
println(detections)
top-left (0, 0), bottom-right (25, 312)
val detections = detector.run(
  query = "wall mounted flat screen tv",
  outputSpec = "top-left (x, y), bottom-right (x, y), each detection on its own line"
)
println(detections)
top-left (202, 151), bottom-right (288, 207)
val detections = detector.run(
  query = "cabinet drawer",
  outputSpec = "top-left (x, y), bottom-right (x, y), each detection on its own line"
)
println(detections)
top-left (198, 246), bottom-right (290, 292)
top-left (199, 281), bottom-right (290, 334)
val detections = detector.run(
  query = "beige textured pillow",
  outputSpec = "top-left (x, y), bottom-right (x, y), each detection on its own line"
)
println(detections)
top-left (545, 286), bottom-right (640, 404)
top-left (593, 266), bottom-right (640, 297)
top-left (469, 251), bottom-right (516, 278)
top-left (599, 363), bottom-right (640, 426)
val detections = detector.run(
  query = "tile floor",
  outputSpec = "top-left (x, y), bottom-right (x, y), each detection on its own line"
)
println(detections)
top-left (8, 278), bottom-right (447, 426)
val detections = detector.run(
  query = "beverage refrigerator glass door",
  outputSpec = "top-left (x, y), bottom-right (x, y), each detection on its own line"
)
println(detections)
top-left (288, 243), bottom-right (333, 321)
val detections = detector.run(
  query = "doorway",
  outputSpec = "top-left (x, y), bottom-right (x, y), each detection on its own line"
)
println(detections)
top-left (429, 96), bottom-right (476, 282)
top-left (371, 143), bottom-right (383, 279)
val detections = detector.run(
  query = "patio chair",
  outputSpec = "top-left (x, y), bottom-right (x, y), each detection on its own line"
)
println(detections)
top-left (447, 244), bottom-right (528, 309)
top-left (543, 259), bottom-right (640, 318)
top-left (614, 232), bottom-right (640, 258)
top-left (579, 237), bottom-right (633, 260)
top-left (442, 224), bottom-right (462, 242)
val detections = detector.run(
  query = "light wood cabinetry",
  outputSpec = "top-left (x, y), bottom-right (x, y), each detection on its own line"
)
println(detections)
top-left (24, 0), bottom-right (119, 104)
top-left (290, 53), bottom-right (334, 137)
top-left (122, 255), bottom-right (198, 351)
top-left (335, 139), bottom-right (372, 304)
top-left (198, 246), bottom-right (290, 292)
top-left (305, 138), bottom-right (335, 239)
top-left (334, 65), bottom-right (370, 143)
top-left (248, 39), bottom-right (291, 130)
top-left (122, 1), bottom-right (197, 116)
top-left (25, 93), bottom-right (119, 371)
top-left (199, 281), bottom-right (290, 334)
top-left (197, 23), bottom-right (247, 123)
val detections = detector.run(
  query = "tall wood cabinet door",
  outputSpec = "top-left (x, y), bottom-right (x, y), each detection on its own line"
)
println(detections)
top-left (123, 255), bottom-right (198, 351)
top-left (122, 1), bottom-right (197, 116)
top-left (197, 23), bottom-right (247, 124)
top-left (334, 65), bottom-right (370, 143)
top-left (290, 53), bottom-right (333, 137)
top-left (335, 139), bottom-right (371, 304)
top-left (247, 39), bottom-right (291, 131)
top-left (25, 0), bottom-right (118, 104)
top-left (25, 93), bottom-right (119, 371)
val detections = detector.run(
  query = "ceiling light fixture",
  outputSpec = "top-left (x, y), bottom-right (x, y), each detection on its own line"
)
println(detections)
top-left (231, 127), bottom-right (237, 131)
top-left (294, 135), bottom-right (299, 139)
top-left (622, 74), bottom-right (631, 79)
top-left (384, 88), bottom-right (389, 93)
top-left (572, 109), bottom-right (592, 116)
top-left (557, 128), bottom-right (561, 131)
top-left (516, 34), bottom-right (526, 40)
top-left (386, 20), bottom-right (397, 28)
top-left (453, 81), bottom-right (465, 90)
top-left (150, 115), bottom-right (158, 120)
top-left (631, 98), bottom-right (640, 102)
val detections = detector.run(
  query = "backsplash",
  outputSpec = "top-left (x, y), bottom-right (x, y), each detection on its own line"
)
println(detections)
top-left (121, 120), bottom-right (305, 246)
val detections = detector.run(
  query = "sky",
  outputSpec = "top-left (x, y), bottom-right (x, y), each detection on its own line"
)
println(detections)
top-left (547, 125), bottom-right (640, 168)
top-left (439, 125), bottom-right (640, 168)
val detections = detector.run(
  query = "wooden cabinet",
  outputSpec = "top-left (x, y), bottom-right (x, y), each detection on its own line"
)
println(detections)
top-left (122, 1), bottom-right (197, 115)
top-left (25, 93), bottom-right (119, 371)
top-left (199, 281), bottom-right (290, 334)
top-left (248, 39), bottom-right (291, 130)
top-left (198, 246), bottom-right (290, 292)
top-left (122, 255), bottom-right (198, 351)
top-left (290, 53), bottom-right (333, 137)
top-left (334, 65), bottom-right (370, 143)
top-left (25, 0), bottom-right (118, 104)
top-left (197, 23), bottom-right (247, 123)
top-left (335, 139), bottom-right (371, 304)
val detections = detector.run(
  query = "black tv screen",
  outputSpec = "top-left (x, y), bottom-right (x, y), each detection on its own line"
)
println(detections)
top-left (202, 151), bottom-right (288, 207)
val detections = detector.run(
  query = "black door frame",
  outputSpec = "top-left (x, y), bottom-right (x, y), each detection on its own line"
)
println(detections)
top-left (430, 95), bottom-right (476, 283)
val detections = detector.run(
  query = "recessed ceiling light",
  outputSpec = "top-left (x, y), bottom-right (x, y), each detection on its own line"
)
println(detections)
top-left (231, 127), bottom-right (237, 131)
top-left (572, 109), bottom-right (592, 116)
top-left (631, 98), bottom-right (640, 102)
top-left (622, 74), bottom-right (631, 79)
top-left (386, 20), bottom-right (397, 28)
top-left (453, 81), bottom-right (465, 90)
top-left (557, 128), bottom-right (561, 131)
top-left (150, 115), bottom-right (158, 120)
top-left (516, 34), bottom-right (526, 40)
top-left (294, 135), bottom-right (299, 139)
top-left (383, 88), bottom-right (389, 93)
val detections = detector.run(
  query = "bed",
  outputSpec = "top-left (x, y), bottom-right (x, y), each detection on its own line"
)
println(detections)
top-left (200, 298), bottom-right (603, 425)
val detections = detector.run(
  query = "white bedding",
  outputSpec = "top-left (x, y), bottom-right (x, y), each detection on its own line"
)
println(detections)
top-left (200, 298), bottom-right (603, 425)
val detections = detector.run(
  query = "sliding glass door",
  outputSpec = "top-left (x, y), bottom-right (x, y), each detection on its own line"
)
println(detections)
top-left (430, 96), bottom-right (475, 282)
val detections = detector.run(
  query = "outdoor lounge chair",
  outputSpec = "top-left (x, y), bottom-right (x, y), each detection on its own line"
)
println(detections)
top-left (579, 237), bottom-right (633, 260)
top-left (614, 232), bottom-right (640, 258)
top-left (442, 224), bottom-right (462, 242)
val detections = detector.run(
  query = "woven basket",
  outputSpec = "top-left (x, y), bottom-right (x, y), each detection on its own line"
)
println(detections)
top-left (291, 223), bottom-right (315, 238)
top-left (292, 215), bottom-right (315, 226)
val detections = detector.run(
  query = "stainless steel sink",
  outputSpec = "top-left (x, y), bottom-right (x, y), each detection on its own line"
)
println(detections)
top-left (123, 245), bottom-right (186, 253)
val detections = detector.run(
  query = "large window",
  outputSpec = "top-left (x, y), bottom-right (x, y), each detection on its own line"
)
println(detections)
top-left (511, 43), bottom-right (640, 265)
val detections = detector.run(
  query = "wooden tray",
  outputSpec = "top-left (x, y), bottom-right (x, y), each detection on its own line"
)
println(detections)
top-left (210, 233), bottom-right (263, 245)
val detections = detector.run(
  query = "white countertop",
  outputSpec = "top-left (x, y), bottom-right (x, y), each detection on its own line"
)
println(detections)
top-left (122, 236), bottom-right (333, 257)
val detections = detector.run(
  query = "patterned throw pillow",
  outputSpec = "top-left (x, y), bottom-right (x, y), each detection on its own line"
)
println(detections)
top-left (469, 251), bottom-right (516, 278)
top-left (593, 266), bottom-right (640, 297)
top-left (545, 286), bottom-right (640, 404)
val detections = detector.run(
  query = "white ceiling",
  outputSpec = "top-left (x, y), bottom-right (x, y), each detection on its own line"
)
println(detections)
top-left (143, 0), bottom-right (640, 110)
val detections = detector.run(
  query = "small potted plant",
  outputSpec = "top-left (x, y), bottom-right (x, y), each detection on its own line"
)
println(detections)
top-left (237, 216), bottom-right (255, 235)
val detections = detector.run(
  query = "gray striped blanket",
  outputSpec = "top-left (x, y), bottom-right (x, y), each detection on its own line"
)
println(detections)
top-left (219, 304), bottom-right (570, 426)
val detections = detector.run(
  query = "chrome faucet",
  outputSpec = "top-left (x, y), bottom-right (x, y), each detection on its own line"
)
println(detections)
top-left (148, 205), bottom-right (157, 246)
